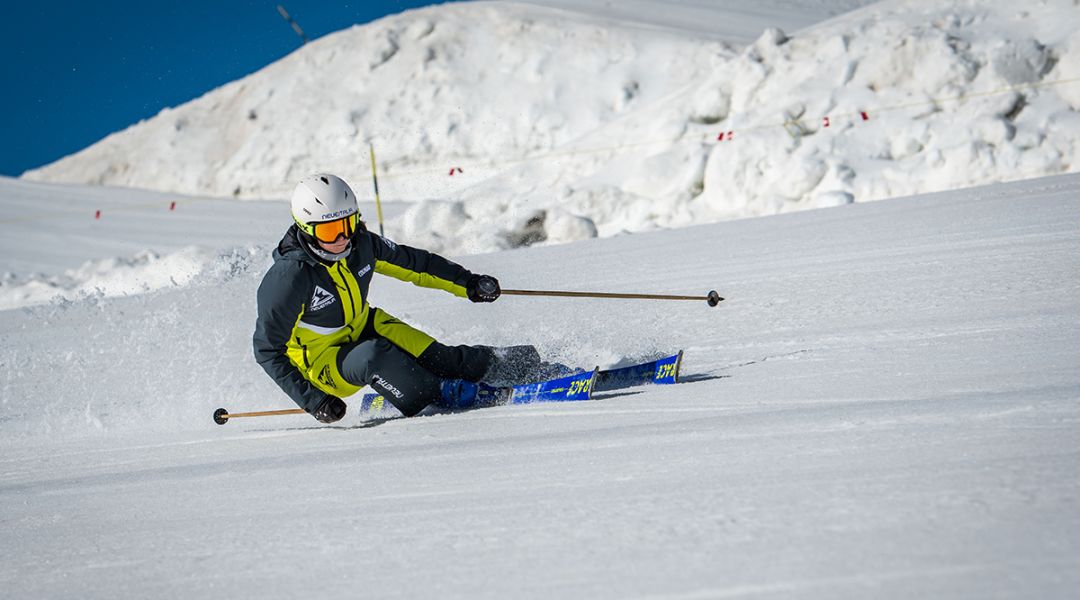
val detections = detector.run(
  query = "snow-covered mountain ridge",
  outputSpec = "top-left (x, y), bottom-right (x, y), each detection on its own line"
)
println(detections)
top-left (22, 0), bottom-right (1080, 256)
top-left (25, 2), bottom-right (725, 199)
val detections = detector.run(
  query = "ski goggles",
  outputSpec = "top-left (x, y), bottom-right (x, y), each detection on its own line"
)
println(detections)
top-left (301, 213), bottom-right (360, 243)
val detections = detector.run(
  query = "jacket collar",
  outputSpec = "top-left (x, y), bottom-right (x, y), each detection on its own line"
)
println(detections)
top-left (273, 225), bottom-right (356, 266)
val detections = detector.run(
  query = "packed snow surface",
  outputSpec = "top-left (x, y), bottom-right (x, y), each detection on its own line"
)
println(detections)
top-left (23, 0), bottom-right (1080, 255)
top-left (2, 173), bottom-right (1079, 597)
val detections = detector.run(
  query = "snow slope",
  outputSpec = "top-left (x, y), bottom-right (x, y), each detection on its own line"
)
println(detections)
top-left (2, 173), bottom-right (1078, 597)
top-left (23, 0), bottom-right (1080, 256)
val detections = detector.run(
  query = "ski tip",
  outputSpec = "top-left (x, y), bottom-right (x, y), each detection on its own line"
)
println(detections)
top-left (359, 393), bottom-right (387, 412)
top-left (650, 351), bottom-right (683, 385)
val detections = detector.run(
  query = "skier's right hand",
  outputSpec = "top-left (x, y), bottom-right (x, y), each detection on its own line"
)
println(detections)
top-left (312, 396), bottom-right (347, 423)
top-left (466, 274), bottom-right (501, 303)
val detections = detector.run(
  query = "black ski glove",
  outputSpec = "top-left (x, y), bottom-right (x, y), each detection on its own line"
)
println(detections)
top-left (312, 396), bottom-right (347, 423)
top-left (466, 274), bottom-right (501, 303)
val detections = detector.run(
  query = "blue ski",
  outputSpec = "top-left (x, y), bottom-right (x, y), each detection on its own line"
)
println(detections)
top-left (357, 351), bottom-right (684, 417)
top-left (593, 350), bottom-right (683, 392)
top-left (507, 368), bottom-right (597, 404)
top-left (357, 368), bottom-right (597, 416)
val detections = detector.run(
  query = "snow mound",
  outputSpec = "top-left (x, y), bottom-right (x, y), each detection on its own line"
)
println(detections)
top-left (21, 0), bottom-right (1080, 257)
top-left (0, 246), bottom-right (266, 311)
top-left (422, 0), bottom-right (1080, 254)
top-left (23, 2), bottom-right (722, 202)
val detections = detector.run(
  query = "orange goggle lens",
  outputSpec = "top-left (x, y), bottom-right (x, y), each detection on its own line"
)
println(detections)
top-left (311, 214), bottom-right (358, 243)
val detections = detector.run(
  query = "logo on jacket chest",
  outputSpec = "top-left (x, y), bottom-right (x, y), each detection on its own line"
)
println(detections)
top-left (311, 285), bottom-right (337, 312)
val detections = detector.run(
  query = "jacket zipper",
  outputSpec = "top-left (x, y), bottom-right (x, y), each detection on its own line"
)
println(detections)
top-left (335, 261), bottom-right (361, 324)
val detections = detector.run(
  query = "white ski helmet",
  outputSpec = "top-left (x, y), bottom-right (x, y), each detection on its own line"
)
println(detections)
top-left (290, 173), bottom-right (360, 234)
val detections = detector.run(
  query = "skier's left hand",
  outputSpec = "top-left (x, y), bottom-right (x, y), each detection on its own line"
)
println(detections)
top-left (312, 396), bottom-right (347, 423)
top-left (466, 274), bottom-right (501, 303)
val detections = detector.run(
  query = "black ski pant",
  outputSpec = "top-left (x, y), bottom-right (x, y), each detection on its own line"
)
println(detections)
top-left (336, 333), bottom-right (493, 417)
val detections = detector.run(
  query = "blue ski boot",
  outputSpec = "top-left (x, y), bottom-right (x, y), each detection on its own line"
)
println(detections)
top-left (436, 379), bottom-right (511, 410)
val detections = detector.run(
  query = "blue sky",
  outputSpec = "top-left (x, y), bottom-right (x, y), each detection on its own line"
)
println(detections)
top-left (0, 1), bottom-right (448, 176)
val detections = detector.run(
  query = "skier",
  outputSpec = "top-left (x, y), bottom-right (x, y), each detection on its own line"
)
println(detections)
top-left (253, 173), bottom-right (528, 423)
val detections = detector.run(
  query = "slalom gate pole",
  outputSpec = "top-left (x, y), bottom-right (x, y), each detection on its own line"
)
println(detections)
top-left (213, 407), bottom-right (306, 425)
top-left (369, 144), bottom-right (386, 237)
top-left (501, 289), bottom-right (724, 307)
top-left (276, 5), bottom-right (309, 44)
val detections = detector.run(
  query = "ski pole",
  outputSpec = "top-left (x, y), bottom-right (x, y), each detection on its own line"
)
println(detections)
top-left (213, 407), bottom-right (305, 425)
top-left (369, 143), bottom-right (386, 237)
top-left (501, 289), bottom-right (723, 307)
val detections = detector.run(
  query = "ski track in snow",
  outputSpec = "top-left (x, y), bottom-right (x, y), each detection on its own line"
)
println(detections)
top-left (2, 174), bottom-right (1079, 598)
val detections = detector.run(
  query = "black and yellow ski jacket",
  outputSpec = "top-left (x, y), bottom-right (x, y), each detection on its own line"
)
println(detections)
top-left (253, 226), bottom-right (474, 412)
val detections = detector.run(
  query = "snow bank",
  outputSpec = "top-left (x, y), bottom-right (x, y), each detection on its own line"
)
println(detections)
top-left (410, 0), bottom-right (1080, 254)
top-left (692, 2), bottom-right (1080, 212)
top-left (0, 246), bottom-right (265, 311)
